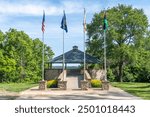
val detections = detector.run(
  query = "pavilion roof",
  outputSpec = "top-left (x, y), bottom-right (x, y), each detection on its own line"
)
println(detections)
top-left (50, 46), bottom-right (100, 64)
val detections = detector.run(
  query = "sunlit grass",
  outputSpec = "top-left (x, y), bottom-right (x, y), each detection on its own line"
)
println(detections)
top-left (0, 83), bottom-right (38, 92)
top-left (111, 82), bottom-right (150, 99)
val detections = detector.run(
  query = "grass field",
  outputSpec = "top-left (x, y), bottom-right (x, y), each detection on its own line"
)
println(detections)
top-left (0, 83), bottom-right (38, 92)
top-left (111, 82), bottom-right (150, 100)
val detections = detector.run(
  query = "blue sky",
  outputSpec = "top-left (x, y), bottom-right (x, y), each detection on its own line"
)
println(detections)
top-left (0, 0), bottom-right (150, 57)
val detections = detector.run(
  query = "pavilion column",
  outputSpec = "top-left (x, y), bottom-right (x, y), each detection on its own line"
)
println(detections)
top-left (65, 63), bottom-right (67, 69)
top-left (48, 63), bottom-right (50, 69)
top-left (50, 63), bottom-right (52, 69)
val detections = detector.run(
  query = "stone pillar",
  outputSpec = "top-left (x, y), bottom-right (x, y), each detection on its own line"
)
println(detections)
top-left (80, 80), bottom-right (88, 90)
top-left (39, 80), bottom-right (47, 90)
top-left (102, 81), bottom-right (109, 90)
top-left (87, 79), bottom-right (91, 88)
top-left (58, 81), bottom-right (67, 90)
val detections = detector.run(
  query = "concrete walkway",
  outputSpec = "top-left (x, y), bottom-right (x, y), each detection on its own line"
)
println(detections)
top-left (0, 90), bottom-right (19, 100)
top-left (66, 76), bottom-right (79, 89)
top-left (15, 85), bottom-right (141, 100)
top-left (66, 75), bottom-right (83, 89)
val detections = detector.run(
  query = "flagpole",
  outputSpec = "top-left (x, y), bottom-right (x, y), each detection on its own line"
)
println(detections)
top-left (104, 30), bottom-right (107, 81)
top-left (41, 10), bottom-right (45, 81)
top-left (83, 27), bottom-right (86, 81)
top-left (61, 10), bottom-right (67, 81)
top-left (63, 29), bottom-right (65, 81)
top-left (83, 8), bottom-right (86, 81)
top-left (42, 31), bottom-right (44, 81)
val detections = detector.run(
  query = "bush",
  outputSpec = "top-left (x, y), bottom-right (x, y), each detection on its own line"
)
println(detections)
top-left (91, 79), bottom-right (102, 88)
top-left (47, 79), bottom-right (58, 88)
top-left (107, 68), bottom-right (115, 82)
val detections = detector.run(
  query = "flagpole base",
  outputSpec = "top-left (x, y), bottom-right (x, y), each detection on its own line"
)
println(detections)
top-left (102, 81), bottom-right (109, 90)
top-left (39, 80), bottom-right (47, 90)
top-left (58, 81), bottom-right (67, 90)
top-left (81, 80), bottom-right (88, 90)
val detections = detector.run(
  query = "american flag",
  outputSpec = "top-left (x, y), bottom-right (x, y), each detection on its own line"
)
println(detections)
top-left (83, 8), bottom-right (86, 32)
top-left (42, 11), bottom-right (45, 33)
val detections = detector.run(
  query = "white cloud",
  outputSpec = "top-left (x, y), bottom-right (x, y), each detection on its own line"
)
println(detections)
top-left (0, 3), bottom-right (50, 16)
top-left (0, 0), bottom-right (101, 16)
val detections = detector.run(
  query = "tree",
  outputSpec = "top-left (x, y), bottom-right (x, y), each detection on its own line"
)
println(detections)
top-left (87, 4), bottom-right (149, 82)
top-left (0, 29), bottom-right (54, 83)
top-left (32, 38), bottom-right (54, 80)
top-left (0, 30), bottom-right (17, 82)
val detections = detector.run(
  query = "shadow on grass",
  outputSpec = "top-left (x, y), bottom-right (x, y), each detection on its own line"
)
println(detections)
top-left (130, 85), bottom-right (150, 89)
top-left (124, 89), bottom-right (150, 99)
top-left (125, 89), bottom-right (150, 93)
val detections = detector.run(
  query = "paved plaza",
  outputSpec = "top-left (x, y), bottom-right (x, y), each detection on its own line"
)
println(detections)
top-left (0, 85), bottom-right (141, 100)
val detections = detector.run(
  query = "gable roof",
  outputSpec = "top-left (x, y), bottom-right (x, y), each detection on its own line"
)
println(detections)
top-left (50, 46), bottom-right (100, 63)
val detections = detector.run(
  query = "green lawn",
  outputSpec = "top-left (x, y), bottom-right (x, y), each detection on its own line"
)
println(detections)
top-left (111, 82), bottom-right (150, 100)
top-left (0, 83), bottom-right (38, 92)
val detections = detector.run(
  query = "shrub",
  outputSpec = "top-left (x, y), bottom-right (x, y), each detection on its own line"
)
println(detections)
top-left (107, 68), bottom-right (115, 82)
top-left (91, 79), bottom-right (102, 88)
top-left (47, 79), bottom-right (58, 88)
top-left (33, 77), bottom-right (41, 83)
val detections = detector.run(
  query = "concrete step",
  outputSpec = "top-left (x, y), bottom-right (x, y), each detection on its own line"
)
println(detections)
top-left (66, 75), bottom-right (83, 89)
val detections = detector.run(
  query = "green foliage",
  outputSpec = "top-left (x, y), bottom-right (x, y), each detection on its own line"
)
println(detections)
top-left (87, 4), bottom-right (150, 82)
top-left (123, 66), bottom-right (150, 82)
top-left (107, 68), bottom-right (116, 82)
top-left (88, 64), bottom-right (101, 69)
top-left (91, 79), bottom-right (102, 88)
top-left (123, 66), bottom-right (137, 82)
top-left (0, 29), bottom-right (54, 83)
top-left (47, 80), bottom-right (58, 88)
top-left (0, 83), bottom-right (38, 92)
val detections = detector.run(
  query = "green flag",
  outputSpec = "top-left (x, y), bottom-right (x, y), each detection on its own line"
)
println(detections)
top-left (103, 12), bottom-right (108, 30)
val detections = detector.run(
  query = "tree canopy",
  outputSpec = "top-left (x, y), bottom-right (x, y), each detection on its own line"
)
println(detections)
top-left (87, 4), bottom-right (150, 82)
top-left (0, 29), bottom-right (54, 83)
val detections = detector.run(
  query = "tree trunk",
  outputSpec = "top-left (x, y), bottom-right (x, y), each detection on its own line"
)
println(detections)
top-left (119, 61), bottom-right (123, 82)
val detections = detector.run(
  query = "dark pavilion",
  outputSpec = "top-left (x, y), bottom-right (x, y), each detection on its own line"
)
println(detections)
top-left (46, 45), bottom-right (100, 69)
